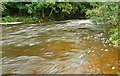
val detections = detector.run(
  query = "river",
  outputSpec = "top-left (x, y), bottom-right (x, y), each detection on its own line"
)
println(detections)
top-left (1, 20), bottom-right (119, 74)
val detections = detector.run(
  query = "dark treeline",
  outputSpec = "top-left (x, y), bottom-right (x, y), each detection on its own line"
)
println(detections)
top-left (2, 2), bottom-right (93, 20)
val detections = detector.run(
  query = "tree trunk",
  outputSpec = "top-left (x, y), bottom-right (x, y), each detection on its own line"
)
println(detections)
top-left (49, 8), bottom-right (53, 18)
top-left (42, 8), bottom-right (45, 18)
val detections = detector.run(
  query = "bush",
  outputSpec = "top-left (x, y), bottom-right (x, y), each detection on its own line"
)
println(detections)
top-left (86, 3), bottom-right (118, 25)
top-left (86, 2), bottom-right (119, 45)
top-left (111, 28), bottom-right (120, 41)
top-left (2, 16), bottom-right (39, 23)
top-left (2, 16), bottom-right (15, 22)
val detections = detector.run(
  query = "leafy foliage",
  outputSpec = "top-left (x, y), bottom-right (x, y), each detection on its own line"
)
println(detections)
top-left (2, 16), bottom-right (15, 22)
top-left (86, 2), bottom-right (119, 44)
top-left (86, 2), bottom-right (118, 25)
top-left (2, 2), bottom-right (91, 20)
top-left (2, 16), bottom-right (39, 23)
top-left (110, 28), bottom-right (119, 40)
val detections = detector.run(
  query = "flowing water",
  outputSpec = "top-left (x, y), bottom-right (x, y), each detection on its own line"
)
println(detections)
top-left (1, 20), bottom-right (119, 74)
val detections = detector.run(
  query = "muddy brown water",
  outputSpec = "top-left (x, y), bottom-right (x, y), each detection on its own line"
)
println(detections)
top-left (1, 20), bottom-right (119, 74)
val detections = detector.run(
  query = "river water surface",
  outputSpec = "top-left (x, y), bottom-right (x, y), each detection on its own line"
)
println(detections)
top-left (1, 20), bottom-right (119, 74)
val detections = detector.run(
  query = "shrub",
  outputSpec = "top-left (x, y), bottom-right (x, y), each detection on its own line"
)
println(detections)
top-left (86, 2), bottom-right (119, 44)
top-left (2, 16), bottom-right (15, 22)
top-left (2, 16), bottom-right (39, 23)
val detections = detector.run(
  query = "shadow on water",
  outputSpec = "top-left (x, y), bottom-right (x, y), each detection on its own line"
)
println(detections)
top-left (1, 20), bottom-right (119, 74)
